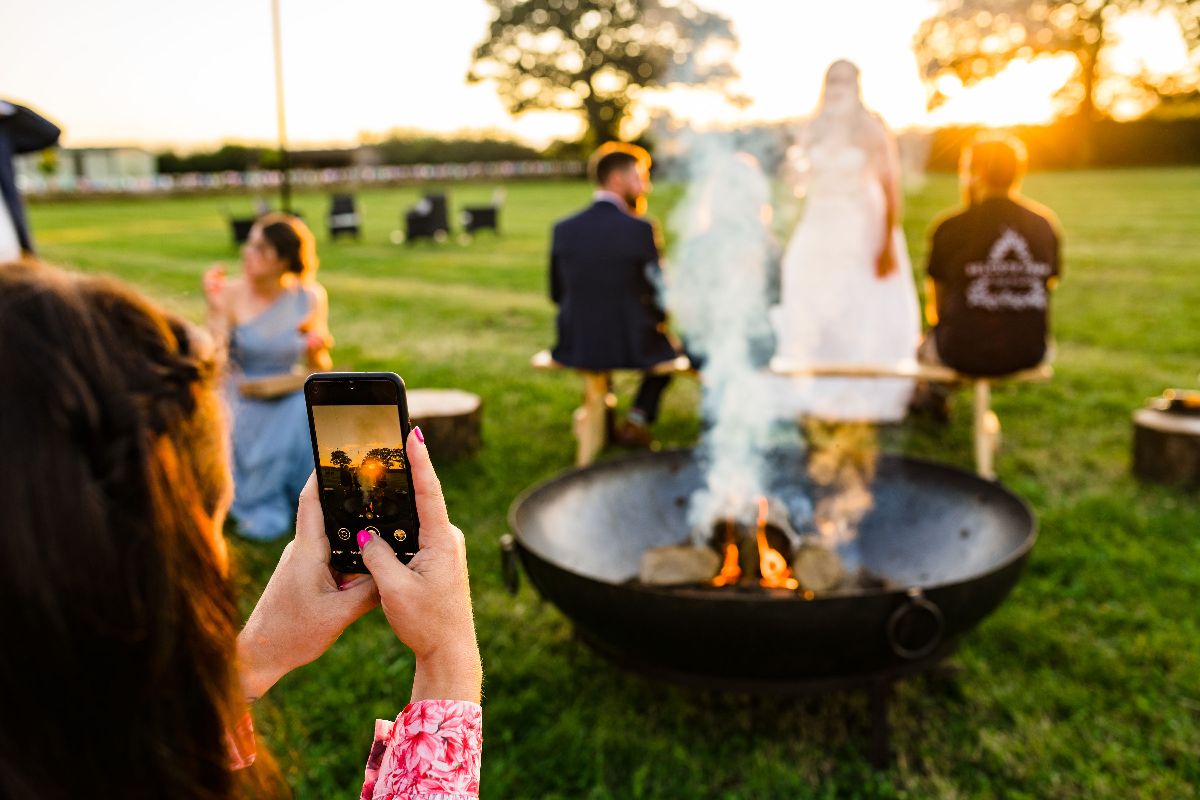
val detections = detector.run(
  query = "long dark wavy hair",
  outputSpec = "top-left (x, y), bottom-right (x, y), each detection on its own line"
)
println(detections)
top-left (0, 262), bottom-right (282, 798)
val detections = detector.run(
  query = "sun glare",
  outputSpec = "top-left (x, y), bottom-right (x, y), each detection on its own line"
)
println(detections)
top-left (6, 1), bottom-right (1195, 147)
top-left (629, 5), bottom-right (1194, 134)
top-left (927, 56), bottom-right (1080, 129)
top-left (1107, 10), bottom-right (1191, 78)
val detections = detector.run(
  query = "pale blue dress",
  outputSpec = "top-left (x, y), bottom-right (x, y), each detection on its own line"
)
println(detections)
top-left (226, 286), bottom-right (315, 540)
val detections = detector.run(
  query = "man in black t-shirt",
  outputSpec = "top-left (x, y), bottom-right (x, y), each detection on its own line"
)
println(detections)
top-left (918, 135), bottom-right (1061, 376)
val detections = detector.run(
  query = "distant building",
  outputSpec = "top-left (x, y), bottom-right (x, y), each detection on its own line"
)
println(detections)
top-left (15, 146), bottom-right (157, 192)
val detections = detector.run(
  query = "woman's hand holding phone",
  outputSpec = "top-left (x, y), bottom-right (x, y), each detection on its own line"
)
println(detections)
top-left (360, 427), bottom-right (483, 705)
top-left (236, 425), bottom-right (480, 706)
top-left (237, 474), bottom-right (380, 703)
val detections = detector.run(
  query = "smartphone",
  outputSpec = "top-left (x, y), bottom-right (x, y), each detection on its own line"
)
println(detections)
top-left (304, 372), bottom-right (420, 573)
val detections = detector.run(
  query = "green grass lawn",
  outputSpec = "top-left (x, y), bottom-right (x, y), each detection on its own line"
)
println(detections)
top-left (27, 170), bottom-right (1200, 799)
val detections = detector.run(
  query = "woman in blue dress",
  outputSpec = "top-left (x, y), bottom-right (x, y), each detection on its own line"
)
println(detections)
top-left (202, 213), bottom-right (333, 540)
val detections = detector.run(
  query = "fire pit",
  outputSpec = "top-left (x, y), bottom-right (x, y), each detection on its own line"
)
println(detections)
top-left (505, 448), bottom-right (1036, 763)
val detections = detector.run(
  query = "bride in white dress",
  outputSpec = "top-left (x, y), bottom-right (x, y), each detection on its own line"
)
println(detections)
top-left (773, 60), bottom-right (920, 422)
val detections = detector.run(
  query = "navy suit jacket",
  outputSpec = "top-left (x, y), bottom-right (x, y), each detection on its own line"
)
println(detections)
top-left (0, 103), bottom-right (61, 254)
top-left (549, 200), bottom-right (677, 370)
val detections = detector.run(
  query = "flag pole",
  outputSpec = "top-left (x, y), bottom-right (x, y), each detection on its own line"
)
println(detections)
top-left (271, 0), bottom-right (292, 212)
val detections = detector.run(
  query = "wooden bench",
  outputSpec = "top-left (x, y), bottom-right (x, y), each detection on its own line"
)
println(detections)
top-left (768, 356), bottom-right (1054, 480)
top-left (532, 350), bottom-right (693, 466)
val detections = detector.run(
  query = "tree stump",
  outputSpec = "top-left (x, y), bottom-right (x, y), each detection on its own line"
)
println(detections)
top-left (407, 389), bottom-right (482, 461)
top-left (1133, 407), bottom-right (1200, 488)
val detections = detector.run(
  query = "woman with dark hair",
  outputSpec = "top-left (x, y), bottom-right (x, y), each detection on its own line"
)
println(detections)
top-left (203, 213), bottom-right (334, 539)
top-left (0, 261), bottom-right (483, 799)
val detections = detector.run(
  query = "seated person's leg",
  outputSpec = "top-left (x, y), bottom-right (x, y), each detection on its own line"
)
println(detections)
top-left (630, 373), bottom-right (672, 425)
top-left (916, 331), bottom-right (944, 366)
top-left (911, 332), bottom-right (952, 422)
top-left (617, 373), bottom-right (672, 446)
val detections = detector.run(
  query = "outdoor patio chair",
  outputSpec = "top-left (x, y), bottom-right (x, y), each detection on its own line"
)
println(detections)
top-left (404, 192), bottom-right (450, 243)
top-left (230, 216), bottom-right (256, 245)
top-left (461, 187), bottom-right (506, 235)
top-left (328, 193), bottom-right (361, 239)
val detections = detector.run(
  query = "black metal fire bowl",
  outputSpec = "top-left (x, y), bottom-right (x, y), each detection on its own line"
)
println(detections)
top-left (507, 448), bottom-right (1036, 688)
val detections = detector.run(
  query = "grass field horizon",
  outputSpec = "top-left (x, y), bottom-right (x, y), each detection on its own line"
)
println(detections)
top-left (26, 169), bottom-right (1200, 799)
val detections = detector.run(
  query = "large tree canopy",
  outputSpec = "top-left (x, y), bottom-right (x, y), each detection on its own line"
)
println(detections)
top-left (914, 0), bottom-right (1200, 121)
top-left (468, 0), bottom-right (739, 146)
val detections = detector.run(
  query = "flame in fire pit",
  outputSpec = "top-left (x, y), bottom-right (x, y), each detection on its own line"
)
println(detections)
top-left (709, 499), bottom-right (800, 590)
top-left (712, 520), bottom-right (742, 586)
top-left (755, 497), bottom-right (799, 590)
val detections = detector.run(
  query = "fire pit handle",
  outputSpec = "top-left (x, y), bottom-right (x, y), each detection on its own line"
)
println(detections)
top-left (499, 534), bottom-right (520, 596)
top-left (886, 587), bottom-right (945, 660)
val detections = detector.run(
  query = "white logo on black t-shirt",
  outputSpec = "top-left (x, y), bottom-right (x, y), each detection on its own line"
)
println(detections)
top-left (964, 228), bottom-right (1053, 311)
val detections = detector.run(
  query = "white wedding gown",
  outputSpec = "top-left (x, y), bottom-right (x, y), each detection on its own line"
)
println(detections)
top-left (772, 142), bottom-right (921, 422)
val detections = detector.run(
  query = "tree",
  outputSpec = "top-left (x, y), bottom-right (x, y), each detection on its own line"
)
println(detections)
top-left (329, 449), bottom-right (352, 469)
top-left (914, 0), bottom-right (1200, 121)
top-left (364, 447), bottom-right (402, 469)
top-left (37, 148), bottom-right (58, 178)
top-left (156, 143), bottom-right (277, 174)
top-left (468, 0), bottom-right (740, 147)
top-left (371, 132), bottom-right (543, 164)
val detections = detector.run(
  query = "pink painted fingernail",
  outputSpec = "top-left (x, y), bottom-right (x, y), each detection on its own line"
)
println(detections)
top-left (357, 530), bottom-right (371, 548)
top-left (414, 426), bottom-right (425, 444)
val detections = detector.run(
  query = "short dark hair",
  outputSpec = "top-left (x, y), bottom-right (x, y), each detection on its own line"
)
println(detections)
top-left (588, 141), bottom-right (652, 185)
top-left (964, 134), bottom-right (1027, 191)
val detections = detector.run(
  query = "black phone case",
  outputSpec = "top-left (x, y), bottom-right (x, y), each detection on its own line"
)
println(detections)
top-left (304, 372), bottom-right (420, 573)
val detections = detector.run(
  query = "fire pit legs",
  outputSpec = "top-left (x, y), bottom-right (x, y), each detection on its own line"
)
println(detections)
top-left (867, 678), bottom-right (892, 768)
top-left (563, 622), bottom-right (958, 769)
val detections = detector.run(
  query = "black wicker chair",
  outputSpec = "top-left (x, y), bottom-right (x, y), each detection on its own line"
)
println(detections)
top-left (230, 217), bottom-right (256, 245)
top-left (404, 193), bottom-right (450, 243)
top-left (328, 193), bottom-right (361, 239)
top-left (461, 188), bottom-right (505, 235)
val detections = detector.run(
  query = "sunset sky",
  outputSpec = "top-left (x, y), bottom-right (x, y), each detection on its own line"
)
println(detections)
top-left (313, 404), bottom-right (404, 466)
top-left (1, 0), bottom-right (1191, 150)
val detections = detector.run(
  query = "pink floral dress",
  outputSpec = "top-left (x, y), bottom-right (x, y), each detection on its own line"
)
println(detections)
top-left (360, 700), bottom-right (483, 800)
top-left (230, 699), bottom-right (481, 798)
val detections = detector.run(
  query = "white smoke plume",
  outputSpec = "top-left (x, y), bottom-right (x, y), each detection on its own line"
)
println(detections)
top-left (664, 134), bottom-right (801, 540)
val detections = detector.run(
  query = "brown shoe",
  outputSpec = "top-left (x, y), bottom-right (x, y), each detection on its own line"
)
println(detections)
top-left (613, 419), bottom-right (653, 448)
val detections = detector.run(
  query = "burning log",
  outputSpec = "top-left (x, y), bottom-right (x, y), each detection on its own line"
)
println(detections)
top-left (752, 497), bottom-right (798, 590)
top-left (639, 544), bottom-right (721, 586)
top-left (705, 497), bottom-right (806, 591)
top-left (791, 542), bottom-right (845, 592)
top-left (711, 540), bottom-right (742, 586)
top-left (637, 495), bottom-right (856, 595)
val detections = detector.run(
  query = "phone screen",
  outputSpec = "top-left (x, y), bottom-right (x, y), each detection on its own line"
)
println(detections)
top-left (306, 375), bottom-right (419, 573)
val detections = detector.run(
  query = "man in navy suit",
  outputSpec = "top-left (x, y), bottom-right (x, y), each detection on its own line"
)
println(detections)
top-left (0, 100), bottom-right (61, 262)
top-left (550, 143), bottom-right (678, 446)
